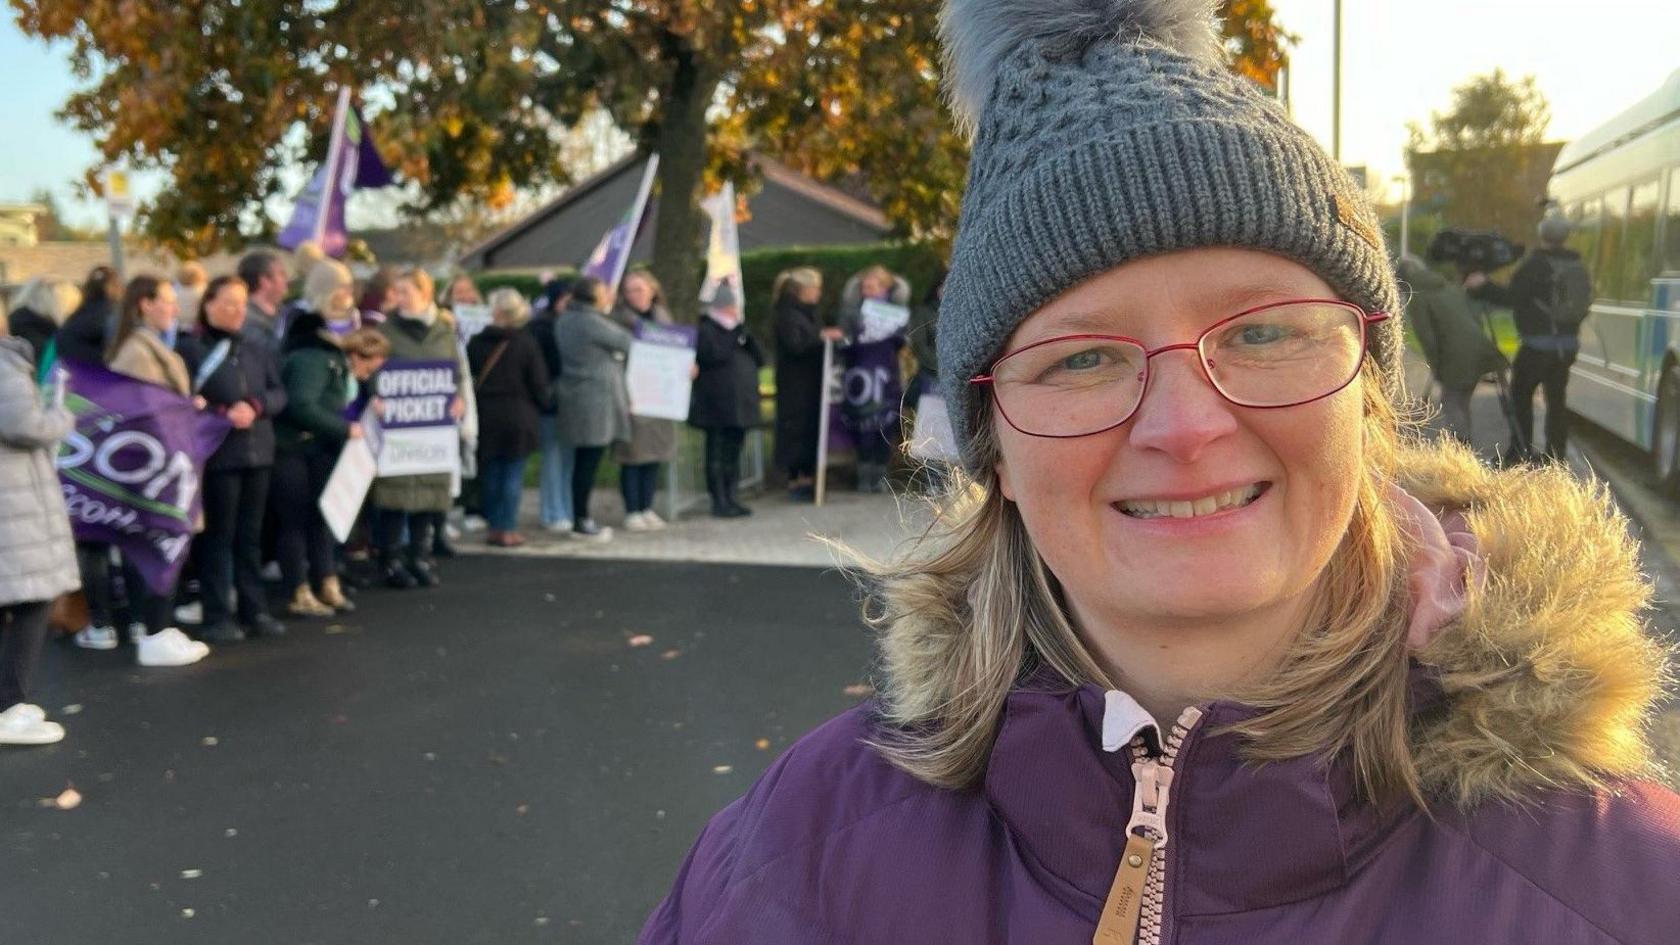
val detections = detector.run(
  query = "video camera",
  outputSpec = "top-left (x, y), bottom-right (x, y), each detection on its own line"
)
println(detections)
top-left (1425, 228), bottom-right (1525, 274)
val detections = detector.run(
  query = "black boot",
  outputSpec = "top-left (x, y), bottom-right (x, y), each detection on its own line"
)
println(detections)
top-left (724, 459), bottom-right (751, 516)
top-left (707, 464), bottom-right (731, 518)
top-left (380, 550), bottom-right (418, 590)
top-left (405, 517), bottom-right (440, 588)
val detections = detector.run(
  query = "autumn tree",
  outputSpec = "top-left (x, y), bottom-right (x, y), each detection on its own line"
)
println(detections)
top-left (1406, 70), bottom-right (1556, 255)
top-left (15, 0), bottom-right (1294, 305)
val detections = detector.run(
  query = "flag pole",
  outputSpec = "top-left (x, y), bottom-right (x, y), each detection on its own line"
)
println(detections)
top-left (313, 88), bottom-right (352, 247)
top-left (814, 338), bottom-right (835, 507)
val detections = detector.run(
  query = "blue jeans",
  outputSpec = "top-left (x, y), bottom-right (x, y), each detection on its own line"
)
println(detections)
top-left (480, 455), bottom-right (530, 532)
top-left (537, 414), bottom-right (575, 526)
top-left (620, 462), bottom-right (661, 514)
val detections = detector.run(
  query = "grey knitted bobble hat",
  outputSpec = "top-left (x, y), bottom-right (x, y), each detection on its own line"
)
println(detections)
top-left (936, 0), bottom-right (1402, 467)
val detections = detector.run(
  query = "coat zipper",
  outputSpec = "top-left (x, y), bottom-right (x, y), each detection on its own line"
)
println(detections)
top-left (1093, 705), bottom-right (1204, 945)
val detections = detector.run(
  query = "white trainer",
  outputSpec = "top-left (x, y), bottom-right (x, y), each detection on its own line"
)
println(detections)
top-left (623, 511), bottom-right (650, 532)
top-left (173, 600), bottom-right (203, 625)
top-left (0, 703), bottom-right (65, 746)
top-left (136, 628), bottom-right (210, 667)
top-left (543, 519), bottom-right (574, 533)
top-left (462, 514), bottom-right (489, 533)
top-left (73, 625), bottom-right (118, 651)
top-left (641, 510), bottom-right (668, 530)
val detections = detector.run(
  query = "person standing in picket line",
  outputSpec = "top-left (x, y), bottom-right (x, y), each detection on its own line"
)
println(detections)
top-left (528, 276), bottom-right (575, 532)
top-left (105, 276), bottom-right (210, 667)
top-left (553, 276), bottom-right (632, 541)
top-left (0, 309), bottom-right (79, 746)
top-left (771, 267), bottom-right (842, 502)
top-left (176, 276), bottom-right (289, 643)
top-left (689, 283), bottom-right (764, 518)
top-left (467, 289), bottom-right (552, 547)
top-left (274, 320), bottom-right (389, 617)
top-left (59, 266), bottom-right (126, 652)
top-left (610, 271), bottom-right (680, 530)
top-left (238, 251), bottom-right (291, 345)
top-left (7, 277), bottom-right (82, 367)
top-left (837, 265), bottom-right (910, 493)
top-left (371, 268), bottom-right (466, 588)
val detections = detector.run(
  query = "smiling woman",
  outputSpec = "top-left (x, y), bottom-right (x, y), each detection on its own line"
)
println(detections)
top-left (638, 0), bottom-right (1680, 942)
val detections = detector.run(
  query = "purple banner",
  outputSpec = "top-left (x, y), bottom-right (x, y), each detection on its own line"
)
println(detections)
top-left (56, 361), bottom-right (230, 595)
top-left (370, 360), bottom-right (458, 429)
top-left (838, 339), bottom-right (904, 438)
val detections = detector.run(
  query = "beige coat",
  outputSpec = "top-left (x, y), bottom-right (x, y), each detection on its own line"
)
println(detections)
top-left (108, 328), bottom-right (191, 395)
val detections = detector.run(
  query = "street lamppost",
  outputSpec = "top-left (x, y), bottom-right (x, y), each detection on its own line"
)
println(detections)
top-left (1331, 0), bottom-right (1342, 162)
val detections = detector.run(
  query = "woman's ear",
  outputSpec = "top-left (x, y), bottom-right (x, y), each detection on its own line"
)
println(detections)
top-left (995, 456), bottom-right (1017, 502)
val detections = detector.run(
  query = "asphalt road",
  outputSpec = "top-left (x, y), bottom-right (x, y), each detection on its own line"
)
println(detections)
top-left (1, 557), bottom-right (874, 945)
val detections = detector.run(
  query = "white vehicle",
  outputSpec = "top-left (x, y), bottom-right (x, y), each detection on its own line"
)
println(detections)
top-left (1547, 67), bottom-right (1680, 486)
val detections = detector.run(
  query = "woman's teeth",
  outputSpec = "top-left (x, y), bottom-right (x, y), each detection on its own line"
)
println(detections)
top-left (1117, 484), bottom-right (1262, 520)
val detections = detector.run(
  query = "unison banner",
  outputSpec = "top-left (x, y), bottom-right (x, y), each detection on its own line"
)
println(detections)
top-left (55, 361), bottom-right (230, 594)
top-left (371, 359), bottom-right (460, 477)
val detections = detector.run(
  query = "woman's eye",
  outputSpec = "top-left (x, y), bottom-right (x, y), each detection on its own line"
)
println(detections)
top-left (1235, 324), bottom-right (1289, 345)
top-left (1061, 350), bottom-right (1106, 370)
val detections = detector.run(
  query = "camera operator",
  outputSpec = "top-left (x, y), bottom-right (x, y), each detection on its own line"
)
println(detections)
top-left (1464, 214), bottom-right (1590, 461)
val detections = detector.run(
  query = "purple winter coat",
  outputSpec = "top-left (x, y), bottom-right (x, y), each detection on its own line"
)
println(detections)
top-left (641, 445), bottom-right (1680, 944)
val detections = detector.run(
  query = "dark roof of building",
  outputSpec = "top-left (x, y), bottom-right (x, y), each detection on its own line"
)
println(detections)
top-left (460, 153), bottom-right (893, 272)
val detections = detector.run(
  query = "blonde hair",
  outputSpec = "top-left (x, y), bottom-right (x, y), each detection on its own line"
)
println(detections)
top-left (771, 266), bottom-right (823, 305)
top-left (855, 366), bottom-right (1422, 806)
top-left (342, 327), bottom-right (391, 361)
top-left (304, 259), bottom-right (355, 319)
top-left (620, 269), bottom-right (664, 304)
top-left (488, 287), bottom-right (531, 327)
top-left (176, 261), bottom-right (209, 290)
top-left (12, 278), bottom-right (83, 325)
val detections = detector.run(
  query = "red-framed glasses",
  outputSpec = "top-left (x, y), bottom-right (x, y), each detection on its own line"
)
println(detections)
top-left (971, 299), bottom-right (1390, 438)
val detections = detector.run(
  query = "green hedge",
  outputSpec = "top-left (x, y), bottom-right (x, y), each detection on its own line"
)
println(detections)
top-left (472, 240), bottom-right (946, 341)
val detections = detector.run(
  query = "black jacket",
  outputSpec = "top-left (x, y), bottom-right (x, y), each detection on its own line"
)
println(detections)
top-left (55, 298), bottom-right (114, 365)
top-left (8, 307), bottom-right (57, 365)
top-left (526, 309), bottom-right (562, 416)
top-left (177, 323), bottom-right (287, 471)
top-left (1469, 247), bottom-right (1586, 341)
top-left (467, 325), bottom-right (553, 460)
top-left (772, 297), bottom-right (828, 469)
top-left (690, 316), bottom-right (765, 430)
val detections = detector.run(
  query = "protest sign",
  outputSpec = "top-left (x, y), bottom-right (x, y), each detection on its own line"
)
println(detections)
top-left (626, 322), bottom-right (698, 421)
top-left (55, 361), bottom-right (230, 594)
top-left (319, 433), bottom-right (378, 543)
top-left (908, 392), bottom-right (960, 463)
top-left (700, 183), bottom-right (743, 305)
top-left (452, 304), bottom-right (493, 345)
top-left (371, 360), bottom-right (460, 477)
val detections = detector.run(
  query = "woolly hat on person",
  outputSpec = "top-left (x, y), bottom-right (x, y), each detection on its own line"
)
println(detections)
top-left (935, 0), bottom-right (1403, 466)
top-left (1538, 212), bottom-right (1573, 246)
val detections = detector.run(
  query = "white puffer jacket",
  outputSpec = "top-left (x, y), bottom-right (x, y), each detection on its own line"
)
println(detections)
top-left (0, 336), bottom-right (79, 607)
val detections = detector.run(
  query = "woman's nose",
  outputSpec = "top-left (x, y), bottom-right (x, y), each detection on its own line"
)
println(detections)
top-left (1125, 350), bottom-right (1239, 462)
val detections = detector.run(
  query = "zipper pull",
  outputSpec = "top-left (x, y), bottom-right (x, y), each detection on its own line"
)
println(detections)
top-left (1093, 833), bottom-right (1154, 945)
top-left (1125, 759), bottom-right (1174, 846)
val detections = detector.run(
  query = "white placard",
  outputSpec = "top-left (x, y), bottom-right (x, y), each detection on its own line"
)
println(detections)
top-left (858, 298), bottom-right (910, 343)
top-left (908, 392), bottom-right (960, 463)
top-left (627, 341), bottom-right (697, 422)
top-left (376, 425), bottom-right (461, 477)
top-left (319, 438), bottom-right (378, 543)
top-left (452, 303), bottom-right (493, 344)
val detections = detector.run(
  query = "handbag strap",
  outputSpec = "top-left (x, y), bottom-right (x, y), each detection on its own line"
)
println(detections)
top-left (475, 339), bottom-right (511, 387)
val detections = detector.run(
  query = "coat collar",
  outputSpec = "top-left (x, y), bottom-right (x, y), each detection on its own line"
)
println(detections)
top-left (982, 670), bottom-right (1419, 916)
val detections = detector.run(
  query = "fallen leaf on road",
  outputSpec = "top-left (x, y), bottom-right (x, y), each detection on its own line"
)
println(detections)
top-left (423, 752), bottom-right (437, 762)
top-left (627, 635), bottom-right (654, 647)
top-left (487, 751), bottom-right (509, 766)
top-left (201, 736), bottom-right (218, 747)
top-left (62, 704), bottom-right (83, 715)
top-left (180, 869), bottom-right (202, 880)
top-left (543, 593), bottom-right (556, 603)
top-left (224, 828), bottom-right (238, 838)
top-left (713, 765), bottom-right (734, 775)
top-left (324, 625), bottom-right (348, 635)
top-left (181, 908), bottom-right (195, 919)
top-left (659, 649), bottom-right (681, 661)
top-left (516, 804), bottom-right (529, 816)
top-left (843, 683), bottom-right (875, 698)
top-left (755, 738), bottom-right (771, 751)
top-left (54, 786), bottom-right (82, 810)
top-left (535, 917), bottom-right (550, 927)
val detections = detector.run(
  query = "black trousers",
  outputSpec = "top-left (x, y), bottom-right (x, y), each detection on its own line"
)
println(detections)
top-left (703, 427), bottom-right (747, 505)
top-left (273, 450), bottom-right (337, 591)
top-left (1511, 345), bottom-right (1575, 457)
top-left (199, 467), bottom-right (274, 625)
top-left (0, 601), bottom-right (51, 711)
top-left (572, 446), bottom-right (606, 524)
top-left (619, 463), bottom-right (661, 514)
top-left (120, 558), bottom-right (175, 636)
top-left (75, 541), bottom-right (114, 628)
top-left (373, 508), bottom-right (443, 562)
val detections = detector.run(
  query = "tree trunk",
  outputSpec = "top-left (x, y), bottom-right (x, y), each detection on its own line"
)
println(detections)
top-left (648, 45), bottom-right (720, 322)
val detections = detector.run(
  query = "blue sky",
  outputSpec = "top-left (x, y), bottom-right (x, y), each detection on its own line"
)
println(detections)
top-left (5, 3), bottom-right (1680, 228)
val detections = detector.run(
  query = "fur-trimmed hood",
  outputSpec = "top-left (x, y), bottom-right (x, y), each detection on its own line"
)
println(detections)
top-left (1397, 440), bottom-right (1673, 806)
